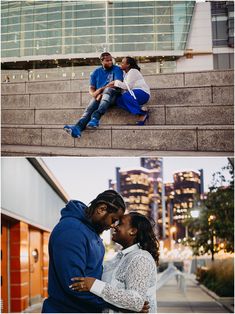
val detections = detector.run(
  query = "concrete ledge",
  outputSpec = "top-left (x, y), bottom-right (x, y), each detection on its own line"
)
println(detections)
top-left (213, 86), bottom-right (234, 104)
top-left (166, 105), bottom-right (234, 125)
top-left (199, 284), bottom-right (234, 313)
top-left (2, 104), bottom-right (233, 126)
top-left (112, 128), bottom-right (197, 151)
top-left (145, 73), bottom-right (184, 88)
top-left (2, 145), bottom-right (232, 157)
top-left (2, 89), bottom-right (234, 111)
top-left (198, 128), bottom-right (234, 152)
top-left (1, 94), bottom-right (30, 109)
top-left (42, 128), bottom-right (75, 148)
top-left (2, 125), bottom-right (233, 153)
top-left (2, 127), bottom-right (42, 146)
top-left (184, 70), bottom-right (234, 87)
top-left (1, 82), bottom-right (26, 94)
top-left (35, 109), bottom-right (82, 125)
top-left (2, 69), bottom-right (233, 87)
top-left (153, 87), bottom-right (212, 105)
top-left (26, 80), bottom-right (71, 94)
top-left (2, 109), bottom-right (35, 124)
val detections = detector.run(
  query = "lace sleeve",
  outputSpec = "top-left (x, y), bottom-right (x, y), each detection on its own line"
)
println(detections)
top-left (100, 255), bottom-right (155, 312)
top-left (114, 80), bottom-right (127, 89)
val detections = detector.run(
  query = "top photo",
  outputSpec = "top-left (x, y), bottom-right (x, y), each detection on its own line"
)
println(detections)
top-left (1, 0), bottom-right (234, 157)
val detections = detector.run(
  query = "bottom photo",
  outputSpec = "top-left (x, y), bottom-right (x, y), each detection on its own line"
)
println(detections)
top-left (1, 157), bottom-right (234, 313)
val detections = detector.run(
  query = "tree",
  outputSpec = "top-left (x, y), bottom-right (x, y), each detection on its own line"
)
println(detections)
top-left (185, 160), bottom-right (234, 260)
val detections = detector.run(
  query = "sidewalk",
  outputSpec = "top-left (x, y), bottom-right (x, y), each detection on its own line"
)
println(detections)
top-left (25, 276), bottom-right (232, 313)
top-left (157, 276), bottom-right (231, 313)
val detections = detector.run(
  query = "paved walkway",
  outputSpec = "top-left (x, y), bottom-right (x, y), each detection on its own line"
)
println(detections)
top-left (157, 276), bottom-right (231, 313)
top-left (25, 276), bottom-right (232, 313)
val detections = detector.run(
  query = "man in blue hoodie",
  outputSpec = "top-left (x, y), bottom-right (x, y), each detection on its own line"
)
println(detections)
top-left (64, 52), bottom-right (123, 138)
top-left (42, 190), bottom-right (125, 313)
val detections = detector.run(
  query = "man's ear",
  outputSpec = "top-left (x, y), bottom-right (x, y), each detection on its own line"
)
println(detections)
top-left (129, 228), bottom-right (138, 237)
top-left (96, 204), bottom-right (107, 215)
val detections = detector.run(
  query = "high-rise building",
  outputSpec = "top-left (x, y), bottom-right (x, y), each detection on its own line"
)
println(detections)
top-left (118, 167), bottom-right (151, 216)
top-left (211, 1), bottom-right (234, 69)
top-left (164, 182), bottom-right (175, 238)
top-left (140, 158), bottom-right (166, 238)
top-left (1, 1), bottom-right (233, 73)
top-left (173, 170), bottom-right (204, 239)
top-left (113, 158), bottom-right (166, 239)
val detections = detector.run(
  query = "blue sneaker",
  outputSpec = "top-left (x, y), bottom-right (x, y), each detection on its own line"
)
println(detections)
top-left (87, 118), bottom-right (100, 129)
top-left (71, 126), bottom-right (82, 138)
top-left (63, 125), bottom-right (73, 135)
top-left (63, 125), bottom-right (81, 138)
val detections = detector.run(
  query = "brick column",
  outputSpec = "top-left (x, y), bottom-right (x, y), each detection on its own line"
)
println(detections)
top-left (42, 231), bottom-right (50, 298)
top-left (10, 221), bottom-right (30, 312)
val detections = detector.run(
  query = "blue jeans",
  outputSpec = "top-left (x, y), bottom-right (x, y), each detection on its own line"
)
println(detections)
top-left (75, 87), bottom-right (120, 130)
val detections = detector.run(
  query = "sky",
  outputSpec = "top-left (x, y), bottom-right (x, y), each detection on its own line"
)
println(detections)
top-left (42, 157), bottom-right (231, 204)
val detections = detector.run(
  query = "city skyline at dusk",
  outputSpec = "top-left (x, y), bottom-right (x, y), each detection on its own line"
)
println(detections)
top-left (42, 157), bottom-right (230, 204)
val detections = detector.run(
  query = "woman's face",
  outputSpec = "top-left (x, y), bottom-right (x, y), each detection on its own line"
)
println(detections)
top-left (112, 214), bottom-right (136, 247)
top-left (120, 58), bottom-right (129, 71)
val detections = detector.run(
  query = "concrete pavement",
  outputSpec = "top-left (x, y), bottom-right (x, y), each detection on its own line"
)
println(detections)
top-left (157, 276), bottom-right (231, 313)
top-left (24, 276), bottom-right (232, 313)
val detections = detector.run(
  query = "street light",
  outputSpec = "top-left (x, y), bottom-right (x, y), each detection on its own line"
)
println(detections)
top-left (191, 209), bottom-right (200, 218)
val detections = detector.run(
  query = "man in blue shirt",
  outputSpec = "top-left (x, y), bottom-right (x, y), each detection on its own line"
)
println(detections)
top-left (42, 190), bottom-right (126, 313)
top-left (64, 52), bottom-right (123, 138)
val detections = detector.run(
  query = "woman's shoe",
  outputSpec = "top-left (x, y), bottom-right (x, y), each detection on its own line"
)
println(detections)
top-left (136, 112), bottom-right (149, 126)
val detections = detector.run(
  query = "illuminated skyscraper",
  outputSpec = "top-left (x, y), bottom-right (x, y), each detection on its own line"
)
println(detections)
top-left (173, 170), bottom-right (204, 239)
top-left (113, 158), bottom-right (166, 239)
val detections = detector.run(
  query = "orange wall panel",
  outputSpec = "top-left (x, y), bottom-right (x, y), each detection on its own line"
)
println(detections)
top-left (10, 222), bottom-right (30, 313)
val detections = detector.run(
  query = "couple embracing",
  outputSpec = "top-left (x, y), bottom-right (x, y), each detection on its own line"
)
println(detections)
top-left (42, 190), bottom-right (159, 313)
top-left (64, 52), bottom-right (151, 138)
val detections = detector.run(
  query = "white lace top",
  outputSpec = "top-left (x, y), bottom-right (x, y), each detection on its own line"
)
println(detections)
top-left (90, 244), bottom-right (157, 313)
top-left (114, 68), bottom-right (151, 95)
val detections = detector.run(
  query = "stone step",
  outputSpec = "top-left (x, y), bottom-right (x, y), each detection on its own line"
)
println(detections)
top-left (2, 105), bottom-right (233, 126)
top-left (2, 69), bottom-right (233, 87)
top-left (2, 125), bottom-right (233, 153)
top-left (2, 85), bottom-right (234, 108)
top-left (1, 145), bottom-right (231, 157)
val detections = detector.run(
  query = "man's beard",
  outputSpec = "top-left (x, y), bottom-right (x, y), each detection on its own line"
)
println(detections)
top-left (93, 223), bottom-right (106, 234)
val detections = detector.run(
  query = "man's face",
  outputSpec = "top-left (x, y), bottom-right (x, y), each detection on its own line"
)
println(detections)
top-left (94, 203), bottom-right (124, 234)
top-left (101, 56), bottom-right (113, 69)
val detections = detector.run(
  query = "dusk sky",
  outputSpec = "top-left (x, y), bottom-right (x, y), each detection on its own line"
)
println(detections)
top-left (42, 157), bottom-right (230, 204)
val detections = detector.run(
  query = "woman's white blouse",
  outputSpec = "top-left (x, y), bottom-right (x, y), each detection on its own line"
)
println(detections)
top-left (114, 68), bottom-right (150, 95)
top-left (90, 244), bottom-right (157, 313)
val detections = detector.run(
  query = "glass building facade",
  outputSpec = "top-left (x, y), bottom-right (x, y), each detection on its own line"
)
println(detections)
top-left (173, 171), bottom-right (202, 239)
top-left (1, 0), bottom-right (195, 60)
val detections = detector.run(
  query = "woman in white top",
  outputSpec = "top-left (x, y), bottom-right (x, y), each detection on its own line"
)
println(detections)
top-left (70, 212), bottom-right (159, 313)
top-left (107, 57), bottom-right (151, 125)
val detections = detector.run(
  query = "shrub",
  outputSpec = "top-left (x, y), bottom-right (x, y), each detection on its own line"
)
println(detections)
top-left (197, 258), bottom-right (234, 297)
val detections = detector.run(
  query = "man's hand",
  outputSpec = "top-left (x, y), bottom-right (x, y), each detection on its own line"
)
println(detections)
top-left (140, 301), bottom-right (149, 313)
top-left (95, 94), bottom-right (102, 102)
top-left (106, 81), bottom-right (115, 88)
top-left (92, 88), bottom-right (104, 98)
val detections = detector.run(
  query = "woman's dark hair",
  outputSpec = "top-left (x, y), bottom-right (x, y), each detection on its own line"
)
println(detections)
top-left (129, 212), bottom-right (160, 265)
top-left (125, 56), bottom-right (141, 71)
top-left (86, 190), bottom-right (126, 218)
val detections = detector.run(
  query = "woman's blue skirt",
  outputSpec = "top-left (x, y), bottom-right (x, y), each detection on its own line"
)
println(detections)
top-left (116, 89), bottom-right (150, 115)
